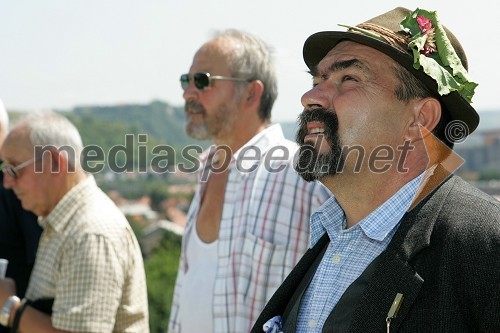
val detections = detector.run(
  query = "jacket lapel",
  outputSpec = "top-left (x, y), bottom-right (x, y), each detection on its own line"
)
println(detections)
top-left (250, 233), bottom-right (329, 333)
top-left (252, 171), bottom-right (456, 333)
top-left (283, 238), bottom-right (329, 332)
top-left (348, 174), bottom-right (456, 332)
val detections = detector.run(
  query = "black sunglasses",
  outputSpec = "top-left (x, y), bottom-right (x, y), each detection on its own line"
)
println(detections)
top-left (180, 72), bottom-right (251, 91)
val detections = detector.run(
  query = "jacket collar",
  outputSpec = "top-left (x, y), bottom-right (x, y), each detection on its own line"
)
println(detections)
top-left (348, 170), bottom-right (456, 332)
top-left (251, 167), bottom-right (456, 333)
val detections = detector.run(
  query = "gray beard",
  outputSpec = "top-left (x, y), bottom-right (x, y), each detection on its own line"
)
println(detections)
top-left (185, 102), bottom-right (233, 141)
top-left (185, 118), bottom-right (212, 140)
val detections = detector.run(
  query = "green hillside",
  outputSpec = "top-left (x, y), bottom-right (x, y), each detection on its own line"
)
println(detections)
top-left (57, 101), bottom-right (210, 173)
top-left (65, 100), bottom-right (206, 152)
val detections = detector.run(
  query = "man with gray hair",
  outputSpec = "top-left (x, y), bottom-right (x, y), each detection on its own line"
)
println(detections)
top-left (0, 112), bottom-right (149, 332)
top-left (168, 29), bottom-right (330, 333)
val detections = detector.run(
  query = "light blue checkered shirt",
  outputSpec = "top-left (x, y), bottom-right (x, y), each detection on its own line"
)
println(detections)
top-left (296, 174), bottom-right (424, 332)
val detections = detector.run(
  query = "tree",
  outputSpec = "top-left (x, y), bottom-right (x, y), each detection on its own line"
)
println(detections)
top-left (144, 231), bottom-right (182, 333)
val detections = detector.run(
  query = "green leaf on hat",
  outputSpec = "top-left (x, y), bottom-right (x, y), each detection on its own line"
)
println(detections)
top-left (401, 8), bottom-right (478, 103)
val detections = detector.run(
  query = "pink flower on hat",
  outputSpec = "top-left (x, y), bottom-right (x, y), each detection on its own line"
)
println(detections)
top-left (416, 15), bottom-right (437, 55)
top-left (416, 15), bottom-right (432, 33)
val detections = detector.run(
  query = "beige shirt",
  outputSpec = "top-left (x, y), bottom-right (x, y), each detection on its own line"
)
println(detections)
top-left (27, 176), bottom-right (149, 332)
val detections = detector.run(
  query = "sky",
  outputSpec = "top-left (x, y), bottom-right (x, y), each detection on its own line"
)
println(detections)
top-left (1, 0), bottom-right (498, 123)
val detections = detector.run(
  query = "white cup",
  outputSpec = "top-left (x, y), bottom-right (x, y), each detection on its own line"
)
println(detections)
top-left (0, 258), bottom-right (8, 278)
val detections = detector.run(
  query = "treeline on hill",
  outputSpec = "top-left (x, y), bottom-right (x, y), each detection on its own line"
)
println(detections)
top-left (63, 100), bottom-right (208, 169)
top-left (10, 100), bottom-right (299, 170)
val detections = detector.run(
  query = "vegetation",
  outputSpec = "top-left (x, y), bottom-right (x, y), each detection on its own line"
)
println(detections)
top-left (479, 169), bottom-right (500, 181)
top-left (98, 175), bottom-right (171, 200)
top-left (61, 101), bottom-right (210, 173)
top-left (144, 231), bottom-right (182, 333)
top-left (67, 100), bottom-right (205, 149)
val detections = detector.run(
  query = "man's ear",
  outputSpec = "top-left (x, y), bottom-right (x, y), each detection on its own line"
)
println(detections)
top-left (48, 149), bottom-right (70, 175)
top-left (243, 80), bottom-right (264, 109)
top-left (407, 97), bottom-right (442, 142)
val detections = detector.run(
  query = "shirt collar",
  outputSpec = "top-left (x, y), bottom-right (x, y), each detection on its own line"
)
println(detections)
top-left (38, 175), bottom-right (95, 232)
top-left (198, 123), bottom-right (287, 171)
top-left (309, 196), bottom-right (344, 246)
top-left (310, 172), bottom-right (425, 245)
top-left (359, 173), bottom-right (425, 241)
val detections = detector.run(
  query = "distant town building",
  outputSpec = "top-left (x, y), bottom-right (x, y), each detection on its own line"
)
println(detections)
top-left (120, 202), bottom-right (159, 221)
top-left (456, 129), bottom-right (500, 174)
top-left (141, 220), bottom-right (184, 255)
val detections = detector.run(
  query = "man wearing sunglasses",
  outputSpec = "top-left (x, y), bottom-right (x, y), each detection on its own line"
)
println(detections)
top-left (0, 112), bottom-right (149, 333)
top-left (0, 101), bottom-right (42, 333)
top-left (168, 30), bottom-right (330, 333)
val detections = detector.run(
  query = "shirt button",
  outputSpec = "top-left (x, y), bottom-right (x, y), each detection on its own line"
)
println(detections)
top-left (308, 319), bottom-right (317, 328)
top-left (332, 254), bottom-right (341, 264)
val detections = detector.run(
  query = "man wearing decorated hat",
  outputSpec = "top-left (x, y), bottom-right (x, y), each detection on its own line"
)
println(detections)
top-left (252, 7), bottom-right (500, 333)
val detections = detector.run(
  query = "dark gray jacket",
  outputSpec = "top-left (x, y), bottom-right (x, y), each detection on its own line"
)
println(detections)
top-left (252, 175), bottom-right (500, 332)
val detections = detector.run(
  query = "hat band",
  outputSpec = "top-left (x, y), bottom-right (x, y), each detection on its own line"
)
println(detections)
top-left (354, 23), bottom-right (409, 53)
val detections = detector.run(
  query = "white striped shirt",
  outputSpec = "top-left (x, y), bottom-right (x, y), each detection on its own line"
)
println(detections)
top-left (168, 124), bottom-right (331, 333)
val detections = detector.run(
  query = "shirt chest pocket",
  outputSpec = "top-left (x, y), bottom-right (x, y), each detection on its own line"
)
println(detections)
top-left (237, 232), bottom-right (287, 307)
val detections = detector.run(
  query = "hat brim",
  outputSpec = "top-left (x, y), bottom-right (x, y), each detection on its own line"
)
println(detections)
top-left (303, 31), bottom-right (479, 134)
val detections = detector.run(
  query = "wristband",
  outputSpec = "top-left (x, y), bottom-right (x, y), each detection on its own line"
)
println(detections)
top-left (10, 298), bottom-right (31, 333)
